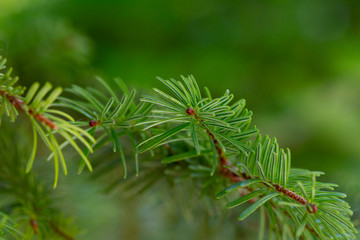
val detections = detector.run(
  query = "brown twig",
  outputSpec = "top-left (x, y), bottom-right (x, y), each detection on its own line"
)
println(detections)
top-left (0, 90), bottom-right (57, 130)
top-left (49, 221), bottom-right (75, 240)
top-left (30, 219), bottom-right (38, 235)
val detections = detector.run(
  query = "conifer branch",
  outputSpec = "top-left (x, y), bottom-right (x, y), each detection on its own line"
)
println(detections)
top-left (1, 56), bottom-right (358, 239)
top-left (186, 106), bottom-right (314, 211)
top-left (0, 89), bottom-right (57, 130)
top-left (135, 75), bottom-right (357, 239)
top-left (0, 56), bottom-right (94, 188)
top-left (184, 99), bottom-right (321, 235)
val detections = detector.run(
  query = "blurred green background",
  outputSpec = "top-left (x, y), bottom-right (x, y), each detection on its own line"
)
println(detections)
top-left (0, 0), bottom-right (359, 239)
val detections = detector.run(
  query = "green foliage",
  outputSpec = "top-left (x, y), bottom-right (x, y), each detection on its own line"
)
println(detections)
top-left (24, 82), bottom-right (95, 180)
top-left (0, 58), bottom-right (358, 239)
top-left (0, 56), bottom-right (25, 124)
top-left (0, 213), bottom-right (24, 240)
top-left (56, 76), bottom-right (152, 177)
top-left (139, 75), bottom-right (256, 159)
top-left (0, 122), bottom-right (77, 239)
top-left (134, 75), bottom-right (356, 239)
top-left (0, 57), bottom-right (95, 188)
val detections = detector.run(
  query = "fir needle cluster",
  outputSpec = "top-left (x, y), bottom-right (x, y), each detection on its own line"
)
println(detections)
top-left (0, 56), bottom-right (358, 239)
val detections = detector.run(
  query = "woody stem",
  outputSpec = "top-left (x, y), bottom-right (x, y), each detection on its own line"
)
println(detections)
top-left (0, 90), bottom-right (57, 130)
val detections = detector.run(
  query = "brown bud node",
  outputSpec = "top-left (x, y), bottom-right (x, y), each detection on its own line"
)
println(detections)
top-left (186, 108), bottom-right (196, 116)
top-left (89, 120), bottom-right (98, 127)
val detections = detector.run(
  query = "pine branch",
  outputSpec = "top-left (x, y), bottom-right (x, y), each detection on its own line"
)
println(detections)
top-left (56, 76), bottom-right (151, 177)
top-left (59, 74), bottom-right (357, 239)
top-left (0, 56), bottom-right (94, 187)
top-left (135, 75), bottom-right (357, 239)
top-left (1, 56), bottom-right (358, 239)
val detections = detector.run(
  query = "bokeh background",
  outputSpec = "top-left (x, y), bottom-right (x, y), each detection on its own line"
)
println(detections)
top-left (0, 0), bottom-right (359, 239)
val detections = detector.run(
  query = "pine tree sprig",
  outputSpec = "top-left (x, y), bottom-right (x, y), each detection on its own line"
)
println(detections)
top-left (1, 56), bottom-right (357, 239)
top-left (0, 56), bottom-right (95, 188)
top-left (134, 75), bottom-right (357, 239)
top-left (58, 77), bottom-right (152, 178)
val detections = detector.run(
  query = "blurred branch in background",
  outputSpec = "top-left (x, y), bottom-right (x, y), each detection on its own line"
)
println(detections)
top-left (0, 120), bottom-right (77, 239)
